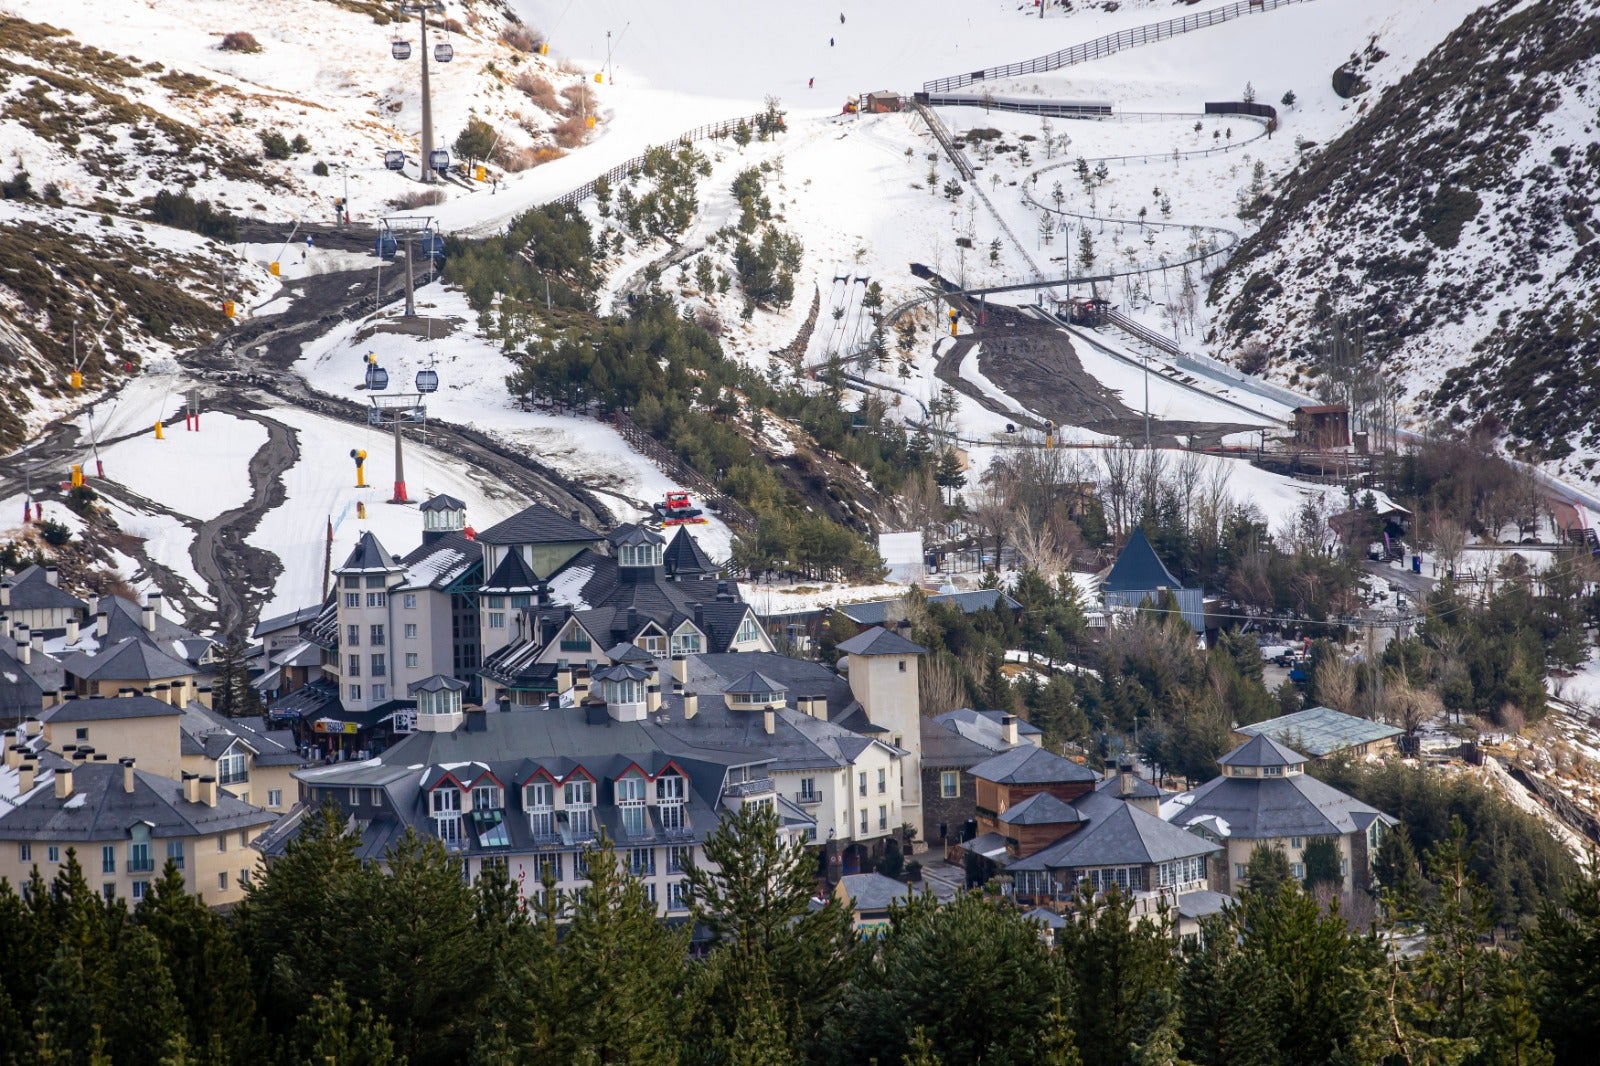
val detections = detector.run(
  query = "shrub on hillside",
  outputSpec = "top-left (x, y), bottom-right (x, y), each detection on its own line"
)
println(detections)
top-left (500, 22), bottom-right (541, 53)
top-left (395, 188), bottom-right (447, 209)
top-left (496, 145), bottom-right (561, 172)
top-left (453, 116), bottom-right (498, 164)
top-left (514, 71), bottom-right (559, 112)
top-left (219, 32), bottom-right (261, 53)
top-left (259, 129), bottom-right (291, 160)
top-left (147, 188), bottom-right (238, 241)
top-left (37, 519), bottom-right (71, 548)
top-left (551, 115), bottom-right (589, 150)
top-left (560, 84), bottom-right (593, 119)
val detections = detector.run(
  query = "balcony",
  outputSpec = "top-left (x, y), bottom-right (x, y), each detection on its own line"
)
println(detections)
top-left (218, 768), bottom-right (249, 786)
top-left (559, 639), bottom-right (592, 653)
top-left (127, 857), bottom-right (156, 874)
top-left (794, 791), bottom-right (823, 806)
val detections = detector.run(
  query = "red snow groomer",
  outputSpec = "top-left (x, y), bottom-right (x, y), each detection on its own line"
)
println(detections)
top-left (654, 491), bottom-right (707, 525)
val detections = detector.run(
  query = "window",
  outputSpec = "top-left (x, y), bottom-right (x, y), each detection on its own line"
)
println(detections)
top-left (102, 845), bottom-right (115, 874)
top-left (404, 622), bottom-right (418, 638)
top-left (347, 654), bottom-right (361, 678)
top-left (344, 593), bottom-right (360, 609)
top-left (473, 785), bottom-right (502, 811)
top-left (485, 596), bottom-right (504, 609)
top-left (18, 844), bottom-right (30, 862)
top-left (404, 594), bottom-right (417, 609)
top-left (859, 810), bottom-right (869, 834)
top-left (128, 842), bottom-right (153, 873)
top-left (1291, 863), bottom-right (1305, 880)
top-left (47, 845), bottom-right (59, 863)
top-left (349, 788), bottom-right (359, 805)
top-left (367, 788), bottom-right (382, 807)
top-left (218, 872), bottom-right (229, 891)
top-left (566, 780), bottom-right (594, 837)
top-left (365, 575), bottom-right (385, 589)
top-left (671, 632), bottom-right (703, 656)
top-left (367, 592), bottom-right (387, 608)
top-left (898, 660), bottom-right (907, 673)
top-left (940, 771), bottom-right (960, 799)
top-left (131, 880), bottom-right (149, 902)
top-left (405, 653), bottom-right (419, 669)
top-left (218, 833), bottom-right (227, 852)
top-left (103, 883), bottom-right (115, 901)
top-left (370, 624), bottom-right (386, 646)
top-left (877, 768), bottom-right (887, 794)
top-left (668, 881), bottom-right (688, 910)
top-left (530, 852), bottom-right (563, 882)
top-left (1263, 765), bottom-right (1284, 777)
top-left (799, 777), bottom-right (817, 801)
top-left (489, 613), bottom-right (505, 629)
top-left (348, 684), bottom-right (362, 700)
top-left (76, 727), bottom-right (88, 742)
top-left (858, 772), bottom-right (867, 797)
top-left (431, 788), bottom-right (462, 815)
top-left (735, 616), bottom-right (761, 644)
top-left (1235, 863), bottom-right (1248, 880)
top-left (628, 847), bottom-right (654, 876)
top-left (1291, 836), bottom-right (1303, 849)
top-left (344, 576), bottom-right (360, 589)
top-left (1156, 856), bottom-right (1206, 888)
top-left (639, 633), bottom-right (667, 656)
top-left (218, 750), bottom-right (248, 786)
top-left (618, 777), bottom-right (647, 836)
top-left (239, 868), bottom-right (251, 887)
top-left (370, 653), bottom-right (386, 675)
top-left (346, 624), bottom-right (360, 646)
top-left (527, 782), bottom-right (555, 837)
top-left (372, 684), bottom-right (386, 701)
top-left (879, 805), bottom-right (888, 831)
top-left (667, 846), bottom-right (689, 873)
top-left (167, 841), bottom-right (184, 869)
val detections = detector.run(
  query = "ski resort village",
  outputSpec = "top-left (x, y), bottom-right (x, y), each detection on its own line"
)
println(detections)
top-left (6, 0), bottom-right (1600, 1061)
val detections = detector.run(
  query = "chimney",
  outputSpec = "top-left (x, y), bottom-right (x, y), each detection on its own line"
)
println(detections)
top-left (1118, 757), bottom-right (1136, 800)
top-left (14, 639), bottom-right (28, 666)
top-left (684, 692), bottom-right (698, 720)
top-left (44, 565), bottom-right (58, 587)
top-left (30, 632), bottom-right (42, 655)
top-left (0, 584), bottom-right (8, 608)
top-left (570, 509), bottom-right (581, 523)
top-left (763, 707), bottom-right (776, 735)
top-left (122, 758), bottom-right (136, 794)
top-left (546, 693), bottom-right (559, 710)
top-left (153, 683), bottom-right (170, 706)
top-left (65, 616), bottom-right (80, 644)
top-left (196, 686), bottom-right (213, 710)
top-left (574, 667), bottom-right (591, 701)
top-left (143, 594), bottom-right (160, 631)
top-left (182, 771), bottom-right (199, 804)
top-left (168, 679), bottom-right (186, 707)
top-left (1103, 757), bottom-right (1119, 781)
top-left (1001, 714), bottom-right (1019, 746)
top-left (626, 606), bottom-right (639, 635)
top-left (464, 706), bottom-right (487, 733)
top-left (199, 775), bottom-right (218, 807)
top-left (671, 654), bottom-right (687, 684)
top-left (497, 693), bottom-right (512, 714)
top-left (24, 717), bottom-right (41, 737)
top-left (556, 660), bottom-right (572, 692)
top-left (646, 680), bottom-right (661, 713)
top-left (55, 766), bottom-right (73, 799)
top-left (95, 611), bottom-right (108, 639)
top-left (4, 743), bottom-right (20, 770)
top-left (18, 762), bottom-right (35, 793)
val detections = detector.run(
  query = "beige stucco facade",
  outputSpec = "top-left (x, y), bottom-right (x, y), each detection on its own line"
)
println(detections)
top-left (43, 714), bottom-right (183, 778)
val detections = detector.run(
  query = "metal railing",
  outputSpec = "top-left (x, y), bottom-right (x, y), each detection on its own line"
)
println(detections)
top-left (922, 0), bottom-right (1317, 93)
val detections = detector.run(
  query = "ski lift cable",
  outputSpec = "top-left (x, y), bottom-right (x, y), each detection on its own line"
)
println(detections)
top-left (74, 311), bottom-right (119, 373)
top-left (271, 220), bottom-right (302, 268)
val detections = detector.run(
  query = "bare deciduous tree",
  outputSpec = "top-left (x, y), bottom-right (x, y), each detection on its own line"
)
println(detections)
top-left (919, 651), bottom-right (967, 717)
top-left (1314, 655), bottom-right (1358, 715)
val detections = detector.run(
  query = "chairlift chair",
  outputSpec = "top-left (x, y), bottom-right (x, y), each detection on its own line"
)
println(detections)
top-left (384, 149), bottom-right (406, 171)
top-left (391, 39), bottom-right (412, 60)
top-left (434, 42), bottom-right (453, 63)
top-left (415, 369), bottom-right (440, 393)
top-left (365, 364), bottom-right (390, 391)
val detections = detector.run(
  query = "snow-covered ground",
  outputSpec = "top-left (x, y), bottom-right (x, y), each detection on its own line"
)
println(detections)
top-left (94, 413), bottom-right (267, 521)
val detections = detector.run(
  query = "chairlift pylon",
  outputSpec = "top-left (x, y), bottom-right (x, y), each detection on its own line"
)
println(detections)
top-left (391, 39), bottom-right (412, 60)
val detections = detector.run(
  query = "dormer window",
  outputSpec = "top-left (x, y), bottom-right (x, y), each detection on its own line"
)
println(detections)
top-left (526, 781), bottom-right (555, 837)
top-left (472, 784), bottom-right (502, 810)
top-left (657, 773), bottom-right (686, 830)
top-left (604, 677), bottom-right (644, 705)
top-left (565, 779), bottom-right (595, 838)
top-left (735, 616), bottom-right (760, 644)
top-left (619, 544), bottom-right (664, 567)
top-left (430, 787), bottom-right (462, 843)
top-left (671, 628), bottom-right (703, 656)
top-left (617, 776), bottom-right (647, 836)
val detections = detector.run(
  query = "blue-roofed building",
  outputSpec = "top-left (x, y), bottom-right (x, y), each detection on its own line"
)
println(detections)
top-left (1100, 528), bottom-right (1205, 632)
top-left (834, 588), bottom-right (1022, 628)
top-left (1234, 705), bottom-right (1402, 760)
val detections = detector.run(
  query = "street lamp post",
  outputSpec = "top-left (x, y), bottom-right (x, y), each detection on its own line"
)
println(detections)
top-left (398, 2), bottom-right (446, 184)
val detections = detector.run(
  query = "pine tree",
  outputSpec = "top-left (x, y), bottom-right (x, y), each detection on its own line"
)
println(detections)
top-left (1525, 863), bottom-right (1600, 1062)
top-left (1300, 837), bottom-right (1342, 893)
top-left (1243, 843), bottom-right (1292, 901)
top-left (1058, 887), bottom-right (1179, 1066)
top-left (292, 982), bottom-right (400, 1066)
top-left (101, 925), bottom-right (187, 1066)
top-left (1178, 915), bottom-right (1278, 1066)
top-left (211, 637), bottom-right (262, 718)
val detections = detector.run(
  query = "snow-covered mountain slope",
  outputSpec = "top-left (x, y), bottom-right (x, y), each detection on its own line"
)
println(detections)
top-left (0, 0), bottom-right (590, 450)
top-left (1209, 0), bottom-right (1600, 475)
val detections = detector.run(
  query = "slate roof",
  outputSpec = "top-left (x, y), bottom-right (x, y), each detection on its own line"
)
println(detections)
top-left (687, 654), bottom-right (858, 724)
top-left (338, 531), bottom-right (399, 573)
top-left (1177, 890), bottom-right (1234, 920)
top-left (663, 527), bottom-right (718, 577)
top-left (481, 548), bottom-right (541, 594)
top-left (608, 523), bottom-right (665, 548)
top-left (85, 597), bottom-right (213, 665)
top-left (836, 589), bottom-right (1022, 627)
top-left (475, 503), bottom-right (602, 547)
top-left (252, 605), bottom-right (323, 639)
top-left (399, 530), bottom-right (480, 591)
top-left (725, 671), bottom-right (786, 696)
top-left (838, 872), bottom-right (912, 912)
top-left (1094, 771), bottom-right (1163, 800)
top-left (998, 791), bottom-right (1085, 826)
top-left (419, 494), bottom-right (467, 513)
top-left (930, 709), bottom-right (1042, 749)
top-left (920, 720), bottom-right (999, 768)
top-left (1, 565), bottom-right (87, 612)
top-left (658, 689), bottom-right (896, 773)
top-left (1216, 734), bottom-right (1307, 769)
top-left (1167, 770), bottom-right (1392, 840)
top-left (40, 695), bottom-right (181, 723)
top-left (0, 763), bottom-right (278, 842)
top-left (179, 707), bottom-right (306, 767)
top-left (836, 626), bottom-right (927, 658)
top-left (967, 745), bottom-right (1098, 786)
top-left (1103, 528), bottom-right (1189, 593)
top-left (408, 674), bottom-right (468, 695)
top-left (0, 644), bottom-right (50, 719)
top-left (1008, 790), bottom-right (1220, 871)
top-left (1236, 706), bottom-right (1403, 758)
top-left (61, 638), bottom-right (195, 683)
